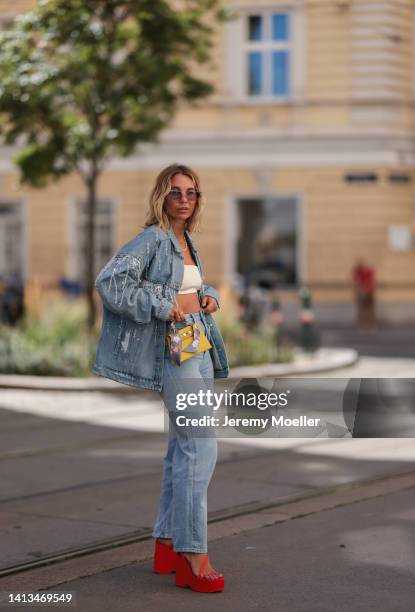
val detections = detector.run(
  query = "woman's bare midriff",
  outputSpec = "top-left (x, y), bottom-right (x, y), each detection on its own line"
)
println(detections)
top-left (176, 291), bottom-right (202, 314)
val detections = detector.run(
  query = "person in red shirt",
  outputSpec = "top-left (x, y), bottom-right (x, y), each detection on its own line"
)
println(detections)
top-left (353, 259), bottom-right (377, 327)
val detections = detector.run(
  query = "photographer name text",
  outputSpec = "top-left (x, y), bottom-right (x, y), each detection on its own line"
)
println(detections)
top-left (175, 415), bottom-right (321, 429)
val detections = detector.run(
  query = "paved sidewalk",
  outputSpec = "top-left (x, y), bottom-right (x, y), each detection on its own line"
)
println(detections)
top-left (6, 475), bottom-right (415, 612)
top-left (2, 380), bottom-right (415, 572)
top-left (305, 356), bottom-right (415, 378)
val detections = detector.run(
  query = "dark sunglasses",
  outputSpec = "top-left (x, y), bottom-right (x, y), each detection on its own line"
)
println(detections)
top-left (167, 189), bottom-right (201, 203)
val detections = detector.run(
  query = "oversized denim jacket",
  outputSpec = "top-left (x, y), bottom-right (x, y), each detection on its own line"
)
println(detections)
top-left (92, 224), bottom-right (229, 392)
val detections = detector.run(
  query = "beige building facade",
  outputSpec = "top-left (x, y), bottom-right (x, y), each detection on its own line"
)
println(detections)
top-left (1, 0), bottom-right (415, 323)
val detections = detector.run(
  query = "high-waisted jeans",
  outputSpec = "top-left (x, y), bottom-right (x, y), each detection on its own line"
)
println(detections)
top-left (152, 310), bottom-right (217, 553)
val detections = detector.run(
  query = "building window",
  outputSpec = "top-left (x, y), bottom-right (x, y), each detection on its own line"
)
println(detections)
top-left (0, 202), bottom-right (24, 279)
top-left (236, 197), bottom-right (298, 289)
top-left (68, 197), bottom-right (116, 285)
top-left (245, 11), bottom-right (291, 98)
top-left (224, 6), bottom-right (304, 103)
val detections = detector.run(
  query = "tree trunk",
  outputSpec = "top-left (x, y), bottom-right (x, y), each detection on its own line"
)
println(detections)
top-left (85, 170), bottom-right (98, 331)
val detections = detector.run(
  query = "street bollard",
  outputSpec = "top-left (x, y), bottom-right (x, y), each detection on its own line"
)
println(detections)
top-left (270, 299), bottom-right (283, 360)
top-left (299, 287), bottom-right (317, 353)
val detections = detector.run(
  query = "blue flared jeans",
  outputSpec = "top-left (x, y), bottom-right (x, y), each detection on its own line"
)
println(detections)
top-left (152, 310), bottom-right (218, 553)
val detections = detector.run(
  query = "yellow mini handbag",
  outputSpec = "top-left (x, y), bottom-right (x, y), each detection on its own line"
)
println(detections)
top-left (167, 320), bottom-right (212, 366)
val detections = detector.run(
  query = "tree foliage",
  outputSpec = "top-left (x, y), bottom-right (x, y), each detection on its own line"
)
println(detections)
top-left (0, 0), bottom-right (225, 185)
top-left (0, 0), bottom-right (226, 328)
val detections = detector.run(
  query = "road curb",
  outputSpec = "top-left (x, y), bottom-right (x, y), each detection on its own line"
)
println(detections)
top-left (0, 348), bottom-right (359, 392)
top-left (229, 347), bottom-right (359, 378)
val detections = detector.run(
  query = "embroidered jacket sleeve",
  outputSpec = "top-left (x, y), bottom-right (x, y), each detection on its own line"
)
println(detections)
top-left (200, 285), bottom-right (221, 310)
top-left (95, 230), bottom-right (174, 323)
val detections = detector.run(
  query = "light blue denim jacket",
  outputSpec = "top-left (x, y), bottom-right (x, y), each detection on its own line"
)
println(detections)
top-left (92, 224), bottom-right (229, 392)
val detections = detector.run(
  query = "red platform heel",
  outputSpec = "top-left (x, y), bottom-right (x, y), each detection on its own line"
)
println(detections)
top-left (153, 539), bottom-right (178, 574)
top-left (175, 553), bottom-right (225, 593)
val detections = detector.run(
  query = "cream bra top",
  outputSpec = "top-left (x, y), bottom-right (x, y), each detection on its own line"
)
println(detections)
top-left (177, 265), bottom-right (202, 294)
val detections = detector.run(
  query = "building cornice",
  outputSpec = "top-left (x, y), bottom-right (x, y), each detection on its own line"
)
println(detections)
top-left (1, 130), bottom-right (415, 172)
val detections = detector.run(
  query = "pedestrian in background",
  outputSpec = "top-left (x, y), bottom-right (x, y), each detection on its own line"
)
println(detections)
top-left (353, 259), bottom-right (377, 328)
top-left (0, 273), bottom-right (25, 326)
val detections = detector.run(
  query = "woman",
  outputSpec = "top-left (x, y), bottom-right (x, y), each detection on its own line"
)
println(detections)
top-left (93, 163), bottom-right (229, 593)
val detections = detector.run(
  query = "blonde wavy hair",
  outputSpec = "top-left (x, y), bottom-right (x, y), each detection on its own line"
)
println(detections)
top-left (143, 163), bottom-right (205, 234)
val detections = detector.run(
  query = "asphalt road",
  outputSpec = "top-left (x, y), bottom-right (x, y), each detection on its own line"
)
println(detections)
top-left (1, 384), bottom-right (415, 573)
top-left (290, 324), bottom-right (415, 359)
top-left (42, 485), bottom-right (415, 612)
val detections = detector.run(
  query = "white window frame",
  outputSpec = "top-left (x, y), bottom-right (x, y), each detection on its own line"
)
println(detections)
top-left (224, 3), bottom-right (305, 105)
top-left (66, 195), bottom-right (118, 283)
top-left (0, 200), bottom-right (27, 281)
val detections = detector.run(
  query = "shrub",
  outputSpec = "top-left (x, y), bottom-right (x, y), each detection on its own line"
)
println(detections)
top-left (214, 309), bottom-right (293, 367)
top-left (0, 298), bottom-right (293, 376)
top-left (0, 298), bottom-right (97, 376)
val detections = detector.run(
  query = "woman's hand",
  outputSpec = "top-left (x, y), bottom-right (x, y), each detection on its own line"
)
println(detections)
top-left (167, 304), bottom-right (186, 321)
top-left (201, 296), bottom-right (219, 315)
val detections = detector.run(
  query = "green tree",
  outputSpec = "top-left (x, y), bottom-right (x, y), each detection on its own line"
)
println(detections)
top-left (0, 0), bottom-right (226, 329)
